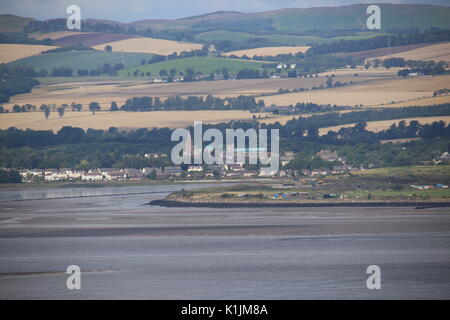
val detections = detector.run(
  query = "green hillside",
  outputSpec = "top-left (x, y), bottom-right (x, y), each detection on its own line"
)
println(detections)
top-left (119, 57), bottom-right (270, 76)
top-left (195, 30), bottom-right (391, 46)
top-left (8, 51), bottom-right (155, 70)
top-left (131, 4), bottom-right (450, 33)
top-left (267, 4), bottom-right (450, 31)
top-left (0, 14), bottom-right (34, 32)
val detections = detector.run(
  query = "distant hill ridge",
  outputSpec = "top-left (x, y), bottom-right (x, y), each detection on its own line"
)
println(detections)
top-left (2, 3), bottom-right (450, 33)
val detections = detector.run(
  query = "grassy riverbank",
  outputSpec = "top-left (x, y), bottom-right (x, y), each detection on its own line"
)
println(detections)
top-left (164, 165), bottom-right (450, 205)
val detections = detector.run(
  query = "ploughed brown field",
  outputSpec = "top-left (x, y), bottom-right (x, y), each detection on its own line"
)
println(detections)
top-left (53, 32), bottom-right (137, 47)
top-left (0, 43), bottom-right (59, 63)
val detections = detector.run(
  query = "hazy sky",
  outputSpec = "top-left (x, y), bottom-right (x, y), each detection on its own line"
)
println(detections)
top-left (1, 0), bottom-right (449, 22)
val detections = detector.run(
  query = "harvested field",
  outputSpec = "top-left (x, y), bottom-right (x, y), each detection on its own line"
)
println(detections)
top-left (0, 110), bottom-right (286, 131)
top-left (53, 33), bottom-right (137, 46)
top-left (318, 67), bottom-right (402, 77)
top-left (223, 46), bottom-right (310, 57)
top-left (334, 43), bottom-right (434, 60)
top-left (0, 43), bottom-right (58, 63)
top-left (92, 37), bottom-right (203, 55)
top-left (380, 138), bottom-right (421, 144)
top-left (3, 76), bottom-right (377, 110)
top-left (319, 116), bottom-right (450, 135)
top-left (372, 95), bottom-right (450, 108)
top-left (260, 75), bottom-right (450, 107)
top-left (30, 31), bottom-right (92, 40)
top-left (368, 42), bottom-right (450, 63)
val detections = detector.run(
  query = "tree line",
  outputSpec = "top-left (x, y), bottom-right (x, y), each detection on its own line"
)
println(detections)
top-left (0, 64), bottom-right (39, 103)
top-left (306, 28), bottom-right (450, 56)
top-left (121, 95), bottom-right (264, 111)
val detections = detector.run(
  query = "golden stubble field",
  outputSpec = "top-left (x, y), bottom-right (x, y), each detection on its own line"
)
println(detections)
top-left (368, 42), bottom-right (450, 63)
top-left (261, 75), bottom-right (450, 107)
top-left (3, 76), bottom-right (376, 110)
top-left (0, 110), bottom-right (287, 131)
top-left (319, 116), bottom-right (450, 135)
top-left (318, 67), bottom-right (402, 77)
top-left (92, 37), bottom-right (203, 55)
top-left (29, 31), bottom-right (91, 40)
top-left (0, 43), bottom-right (59, 63)
top-left (223, 46), bottom-right (311, 57)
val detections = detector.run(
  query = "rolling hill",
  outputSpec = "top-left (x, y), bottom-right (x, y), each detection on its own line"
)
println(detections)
top-left (3, 4), bottom-right (450, 47)
top-left (118, 57), bottom-right (270, 76)
top-left (127, 4), bottom-right (450, 33)
top-left (0, 14), bottom-right (34, 32)
top-left (0, 43), bottom-right (59, 63)
top-left (92, 37), bottom-right (203, 55)
top-left (368, 42), bottom-right (450, 63)
top-left (8, 51), bottom-right (155, 70)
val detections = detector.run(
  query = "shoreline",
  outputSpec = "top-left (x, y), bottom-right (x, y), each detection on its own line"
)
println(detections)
top-left (0, 179), bottom-right (241, 191)
top-left (149, 199), bottom-right (450, 208)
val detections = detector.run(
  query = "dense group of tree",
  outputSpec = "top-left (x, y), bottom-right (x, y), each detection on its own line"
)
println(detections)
top-left (397, 61), bottom-right (447, 77)
top-left (306, 28), bottom-right (450, 56)
top-left (77, 63), bottom-right (125, 77)
top-left (0, 169), bottom-right (21, 183)
top-left (287, 136), bottom-right (450, 170)
top-left (1, 112), bottom-right (449, 170)
top-left (236, 68), bottom-right (266, 79)
top-left (252, 54), bottom-right (363, 74)
top-left (0, 32), bottom-right (53, 45)
top-left (273, 102), bottom-right (347, 115)
top-left (40, 45), bottom-right (95, 54)
top-left (433, 88), bottom-right (450, 97)
top-left (24, 19), bottom-right (154, 38)
top-left (5, 62), bottom-right (127, 79)
top-left (274, 104), bottom-right (450, 138)
top-left (0, 64), bottom-right (39, 103)
top-left (212, 38), bottom-right (286, 53)
top-left (0, 127), bottom-right (174, 169)
top-left (120, 94), bottom-right (263, 111)
top-left (325, 119), bottom-right (450, 141)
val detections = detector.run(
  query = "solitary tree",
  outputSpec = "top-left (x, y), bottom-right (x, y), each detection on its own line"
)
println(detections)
top-left (44, 107), bottom-right (51, 120)
top-left (222, 67), bottom-right (229, 80)
top-left (159, 69), bottom-right (168, 78)
top-left (89, 101), bottom-right (101, 114)
top-left (184, 68), bottom-right (195, 82)
top-left (169, 68), bottom-right (177, 81)
top-left (104, 45), bottom-right (112, 52)
top-left (57, 106), bottom-right (65, 118)
top-left (110, 101), bottom-right (119, 112)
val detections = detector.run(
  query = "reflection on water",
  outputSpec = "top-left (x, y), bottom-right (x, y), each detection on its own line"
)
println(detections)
top-left (0, 183), bottom-right (220, 201)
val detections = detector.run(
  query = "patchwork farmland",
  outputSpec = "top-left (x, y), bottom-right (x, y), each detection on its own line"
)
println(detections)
top-left (92, 37), bottom-right (203, 55)
top-left (319, 116), bottom-right (450, 135)
top-left (0, 43), bottom-right (58, 63)
top-left (0, 110), bottom-right (285, 131)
